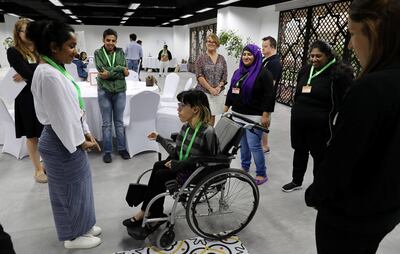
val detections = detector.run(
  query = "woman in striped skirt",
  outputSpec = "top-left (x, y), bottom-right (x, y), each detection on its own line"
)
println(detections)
top-left (28, 20), bottom-right (102, 249)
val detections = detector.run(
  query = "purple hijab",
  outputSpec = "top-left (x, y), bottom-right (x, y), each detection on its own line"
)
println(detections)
top-left (230, 44), bottom-right (263, 103)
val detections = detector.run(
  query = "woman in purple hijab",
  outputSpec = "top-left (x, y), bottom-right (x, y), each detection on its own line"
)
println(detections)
top-left (224, 44), bottom-right (275, 185)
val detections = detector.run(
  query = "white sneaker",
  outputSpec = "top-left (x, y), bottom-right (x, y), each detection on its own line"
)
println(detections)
top-left (64, 235), bottom-right (101, 249)
top-left (86, 225), bottom-right (102, 236)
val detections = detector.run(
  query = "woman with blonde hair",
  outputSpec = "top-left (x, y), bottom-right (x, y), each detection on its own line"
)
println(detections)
top-left (7, 18), bottom-right (46, 183)
top-left (195, 33), bottom-right (228, 126)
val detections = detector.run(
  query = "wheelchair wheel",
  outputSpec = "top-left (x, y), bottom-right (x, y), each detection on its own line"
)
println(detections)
top-left (155, 226), bottom-right (175, 249)
top-left (186, 168), bottom-right (259, 239)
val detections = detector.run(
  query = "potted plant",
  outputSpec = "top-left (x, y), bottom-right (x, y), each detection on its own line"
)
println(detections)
top-left (218, 30), bottom-right (251, 61)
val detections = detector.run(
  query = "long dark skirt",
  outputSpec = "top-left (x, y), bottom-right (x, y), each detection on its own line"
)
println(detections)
top-left (39, 126), bottom-right (96, 241)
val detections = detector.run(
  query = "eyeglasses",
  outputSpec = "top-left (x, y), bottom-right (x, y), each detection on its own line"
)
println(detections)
top-left (177, 102), bottom-right (188, 110)
top-left (19, 30), bottom-right (26, 33)
top-left (206, 40), bottom-right (216, 44)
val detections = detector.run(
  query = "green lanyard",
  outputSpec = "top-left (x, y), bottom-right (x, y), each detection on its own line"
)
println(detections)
top-left (102, 47), bottom-right (116, 67)
top-left (235, 73), bottom-right (249, 87)
top-left (179, 122), bottom-right (202, 161)
top-left (42, 56), bottom-right (85, 109)
top-left (307, 58), bottom-right (336, 85)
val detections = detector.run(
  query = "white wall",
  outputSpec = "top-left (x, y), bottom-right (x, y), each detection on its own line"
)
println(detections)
top-left (71, 24), bottom-right (173, 58)
top-left (0, 14), bottom-right (19, 68)
top-left (216, 6), bottom-right (280, 84)
top-left (172, 25), bottom-right (190, 63)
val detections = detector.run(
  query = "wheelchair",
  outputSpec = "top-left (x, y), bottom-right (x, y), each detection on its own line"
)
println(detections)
top-left (126, 112), bottom-right (269, 248)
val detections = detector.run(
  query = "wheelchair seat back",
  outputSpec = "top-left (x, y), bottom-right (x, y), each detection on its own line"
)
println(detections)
top-left (215, 116), bottom-right (244, 155)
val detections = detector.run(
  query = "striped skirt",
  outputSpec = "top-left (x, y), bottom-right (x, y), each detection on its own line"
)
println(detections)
top-left (39, 125), bottom-right (96, 241)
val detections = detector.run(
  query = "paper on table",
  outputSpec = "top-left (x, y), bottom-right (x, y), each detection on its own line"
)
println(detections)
top-left (0, 68), bottom-right (27, 103)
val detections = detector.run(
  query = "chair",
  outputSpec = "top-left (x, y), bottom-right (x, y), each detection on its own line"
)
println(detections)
top-left (158, 78), bottom-right (193, 109)
top-left (0, 99), bottom-right (28, 159)
top-left (160, 73), bottom-right (179, 102)
top-left (65, 63), bottom-right (83, 81)
top-left (124, 91), bottom-right (160, 157)
top-left (156, 107), bottom-right (182, 139)
top-left (126, 70), bottom-right (139, 81)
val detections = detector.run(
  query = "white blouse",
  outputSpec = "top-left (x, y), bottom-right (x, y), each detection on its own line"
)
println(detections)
top-left (31, 63), bottom-right (90, 153)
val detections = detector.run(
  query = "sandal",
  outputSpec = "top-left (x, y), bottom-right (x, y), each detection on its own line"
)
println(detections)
top-left (34, 172), bottom-right (48, 183)
top-left (255, 176), bottom-right (268, 185)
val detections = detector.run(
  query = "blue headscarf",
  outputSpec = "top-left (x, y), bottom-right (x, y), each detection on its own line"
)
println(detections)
top-left (230, 44), bottom-right (263, 103)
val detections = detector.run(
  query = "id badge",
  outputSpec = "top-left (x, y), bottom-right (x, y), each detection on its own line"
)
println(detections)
top-left (302, 85), bottom-right (312, 93)
top-left (232, 87), bottom-right (240, 94)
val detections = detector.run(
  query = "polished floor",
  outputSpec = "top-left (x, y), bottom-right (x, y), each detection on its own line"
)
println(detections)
top-left (0, 71), bottom-right (399, 254)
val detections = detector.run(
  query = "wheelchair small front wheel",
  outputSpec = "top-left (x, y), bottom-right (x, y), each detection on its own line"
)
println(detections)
top-left (186, 168), bottom-right (259, 239)
top-left (156, 227), bottom-right (175, 249)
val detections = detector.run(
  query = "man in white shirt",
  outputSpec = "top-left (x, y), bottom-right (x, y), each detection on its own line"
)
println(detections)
top-left (125, 33), bottom-right (143, 72)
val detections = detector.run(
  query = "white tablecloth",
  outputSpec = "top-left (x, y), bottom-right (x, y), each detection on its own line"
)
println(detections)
top-left (142, 57), bottom-right (177, 69)
top-left (78, 80), bottom-right (159, 140)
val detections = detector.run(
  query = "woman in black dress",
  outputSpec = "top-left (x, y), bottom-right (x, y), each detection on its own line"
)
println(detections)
top-left (6, 18), bottom-right (46, 183)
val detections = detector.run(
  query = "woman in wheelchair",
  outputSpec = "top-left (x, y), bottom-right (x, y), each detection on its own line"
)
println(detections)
top-left (123, 89), bottom-right (219, 229)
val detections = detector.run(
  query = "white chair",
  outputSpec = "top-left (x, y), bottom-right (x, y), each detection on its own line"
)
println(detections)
top-left (124, 91), bottom-right (160, 157)
top-left (65, 63), bottom-right (82, 81)
top-left (126, 70), bottom-right (139, 81)
top-left (156, 107), bottom-right (182, 139)
top-left (158, 78), bottom-right (193, 109)
top-left (160, 73), bottom-right (180, 102)
top-left (0, 99), bottom-right (28, 159)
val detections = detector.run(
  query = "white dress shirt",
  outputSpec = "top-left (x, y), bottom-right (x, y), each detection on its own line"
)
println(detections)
top-left (31, 63), bottom-right (90, 153)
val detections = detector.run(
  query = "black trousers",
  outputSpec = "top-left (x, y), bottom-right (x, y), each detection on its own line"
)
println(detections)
top-left (140, 160), bottom-right (176, 216)
top-left (315, 213), bottom-right (395, 254)
top-left (0, 224), bottom-right (15, 254)
top-left (290, 119), bottom-right (329, 185)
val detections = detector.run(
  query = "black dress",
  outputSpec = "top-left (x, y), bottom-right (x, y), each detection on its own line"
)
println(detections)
top-left (6, 47), bottom-right (43, 138)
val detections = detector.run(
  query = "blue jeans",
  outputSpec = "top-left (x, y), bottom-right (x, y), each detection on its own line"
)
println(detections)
top-left (127, 59), bottom-right (139, 72)
top-left (97, 88), bottom-right (126, 153)
top-left (240, 128), bottom-right (267, 177)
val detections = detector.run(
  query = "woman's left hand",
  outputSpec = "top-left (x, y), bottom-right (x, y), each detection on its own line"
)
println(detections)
top-left (84, 133), bottom-right (101, 152)
top-left (13, 73), bottom-right (24, 82)
top-left (165, 160), bottom-right (172, 169)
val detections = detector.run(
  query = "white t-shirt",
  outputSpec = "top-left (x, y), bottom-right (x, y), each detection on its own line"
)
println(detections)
top-left (31, 63), bottom-right (90, 153)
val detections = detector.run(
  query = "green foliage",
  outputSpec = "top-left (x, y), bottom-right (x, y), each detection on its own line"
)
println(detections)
top-left (218, 30), bottom-right (247, 61)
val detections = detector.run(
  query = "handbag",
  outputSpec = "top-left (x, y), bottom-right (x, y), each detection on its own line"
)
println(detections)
top-left (145, 75), bottom-right (157, 87)
top-left (125, 183), bottom-right (148, 207)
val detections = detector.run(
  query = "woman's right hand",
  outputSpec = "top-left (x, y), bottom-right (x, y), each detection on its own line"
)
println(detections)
top-left (13, 73), bottom-right (24, 82)
top-left (147, 131), bottom-right (158, 140)
top-left (209, 87), bottom-right (219, 96)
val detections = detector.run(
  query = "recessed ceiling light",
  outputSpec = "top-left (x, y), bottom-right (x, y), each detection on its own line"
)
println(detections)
top-left (218, 0), bottom-right (241, 5)
top-left (69, 15), bottom-right (78, 19)
top-left (120, 21), bottom-right (126, 24)
top-left (180, 14), bottom-right (193, 19)
top-left (62, 9), bottom-right (72, 14)
top-left (49, 0), bottom-right (64, 7)
top-left (170, 19), bottom-right (180, 22)
top-left (76, 19), bottom-right (82, 23)
top-left (122, 17), bottom-right (129, 20)
top-left (128, 3), bottom-right (140, 10)
top-left (196, 7), bottom-right (214, 13)
top-left (125, 11), bottom-right (134, 16)
top-left (7, 13), bottom-right (20, 18)
top-left (161, 22), bottom-right (170, 25)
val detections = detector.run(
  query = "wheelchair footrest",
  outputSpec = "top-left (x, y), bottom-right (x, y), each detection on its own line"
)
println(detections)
top-left (165, 179), bottom-right (179, 195)
top-left (127, 220), bottom-right (167, 240)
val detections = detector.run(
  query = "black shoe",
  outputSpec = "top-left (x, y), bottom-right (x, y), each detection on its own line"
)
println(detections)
top-left (123, 217), bottom-right (143, 228)
top-left (281, 182), bottom-right (302, 192)
top-left (103, 153), bottom-right (112, 163)
top-left (119, 150), bottom-right (130, 160)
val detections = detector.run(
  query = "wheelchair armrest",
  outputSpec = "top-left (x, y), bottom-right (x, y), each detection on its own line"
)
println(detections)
top-left (189, 155), bottom-right (234, 164)
top-left (170, 132), bottom-right (178, 142)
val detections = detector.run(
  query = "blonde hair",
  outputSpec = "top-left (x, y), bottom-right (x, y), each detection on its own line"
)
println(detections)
top-left (13, 18), bottom-right (37, 62)
top-left (207, 33), bottom-right (220, 47)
